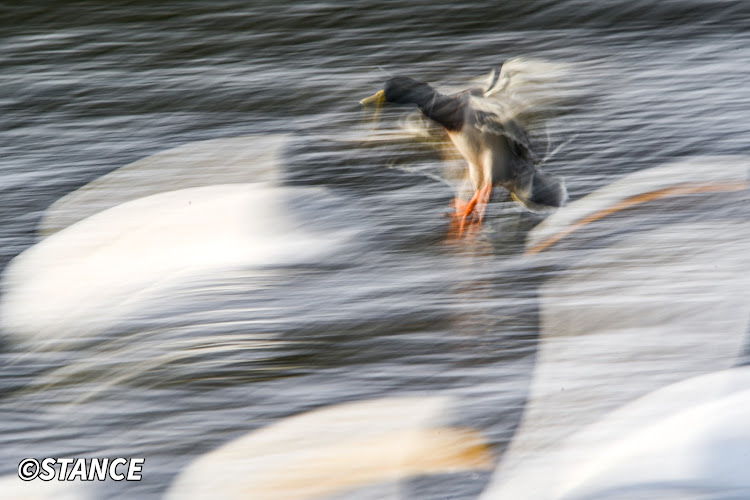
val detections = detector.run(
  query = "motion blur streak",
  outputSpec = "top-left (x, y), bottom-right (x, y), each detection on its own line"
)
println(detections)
top-left (1, 1), bottom-right (750, 499)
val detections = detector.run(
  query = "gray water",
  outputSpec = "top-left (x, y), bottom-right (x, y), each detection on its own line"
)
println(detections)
top-left (2, 2), bottom-right (750, 499)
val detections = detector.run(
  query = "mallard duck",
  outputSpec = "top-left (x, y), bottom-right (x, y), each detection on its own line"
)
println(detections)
top-left (361, 66), bottom-right (567, 230)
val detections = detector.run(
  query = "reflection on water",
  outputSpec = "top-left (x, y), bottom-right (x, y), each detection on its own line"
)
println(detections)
top-left (1, 1), bottom-right (749, 499)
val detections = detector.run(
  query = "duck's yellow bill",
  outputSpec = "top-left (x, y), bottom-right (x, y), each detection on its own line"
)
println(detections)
top-left (360, 89), bottom-right (386, 106)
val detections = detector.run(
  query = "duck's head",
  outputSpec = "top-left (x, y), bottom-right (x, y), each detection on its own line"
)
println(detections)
top-left (361, 76), bottom-right (436, 108)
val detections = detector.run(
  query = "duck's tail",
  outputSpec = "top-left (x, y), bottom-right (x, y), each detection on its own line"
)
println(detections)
top-left (511, 169), bottom-right (568, 212)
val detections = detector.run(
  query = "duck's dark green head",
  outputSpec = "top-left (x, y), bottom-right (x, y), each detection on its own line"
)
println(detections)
top-left (360, 76), bottom-right (464, 131)
top-left (383, 76), bottom-right (435, 105)
top-left (360, 76), bottom-right (436, 108)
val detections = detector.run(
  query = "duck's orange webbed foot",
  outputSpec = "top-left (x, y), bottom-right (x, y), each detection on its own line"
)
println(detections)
top-left (475, 183), bottom-right (492, 224)
top-left (446, 184), bottom-right (493, 239)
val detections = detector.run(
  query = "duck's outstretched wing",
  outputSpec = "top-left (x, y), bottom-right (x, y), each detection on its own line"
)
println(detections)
top-left (483, 58), bottom-right (576, 105)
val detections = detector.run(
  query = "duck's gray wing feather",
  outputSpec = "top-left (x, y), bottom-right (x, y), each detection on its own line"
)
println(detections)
top-left (473, 108), bottom-right (538, 163)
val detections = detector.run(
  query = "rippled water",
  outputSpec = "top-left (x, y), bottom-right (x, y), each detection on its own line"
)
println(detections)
top-left (2, 2), bottom-right (750, 499)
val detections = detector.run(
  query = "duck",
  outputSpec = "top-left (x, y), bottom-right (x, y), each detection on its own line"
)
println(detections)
top-left (361, 65), bottom-right (567, 231)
